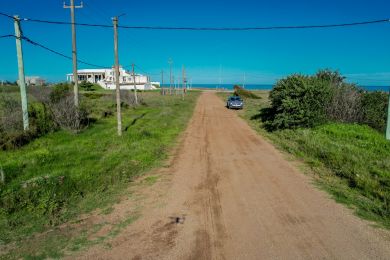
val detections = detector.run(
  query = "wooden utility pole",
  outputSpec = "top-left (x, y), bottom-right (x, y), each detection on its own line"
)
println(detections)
top-left (168, 58), bottom-right (173, 95)
top-left (161, 69), bottom-right (164, 88)
top-left (218, 64), bottom-right (222, 89)
top-left (64, 0), bottom-right (83, 107)
top-left (14, 15), bottom-right (29, 131)
top-left (386, 88), bottom-right (390, 140)
top-left (132, 64), bottom-right (138, 105)
top-left (182, 65), bottom-right (186, 100)
top-left (113, 16), bottom-right (122, 136)
top-left (161, 69), bottom-right (164, 95)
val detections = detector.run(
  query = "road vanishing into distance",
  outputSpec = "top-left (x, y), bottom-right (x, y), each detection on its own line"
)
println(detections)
top-left (77, 92), bottom-right (390, 259)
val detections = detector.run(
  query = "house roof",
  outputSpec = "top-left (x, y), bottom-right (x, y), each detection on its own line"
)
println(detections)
top-left (77, 69), bottom-right (108, 73)
top-left (66, 67), bottom-right (146, 77)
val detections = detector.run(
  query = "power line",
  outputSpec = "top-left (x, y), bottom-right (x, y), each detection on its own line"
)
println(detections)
top-left (1, 12), bottom-right (388, 31)
top-left (133, 64), bottom-right (152, 75)
top-left (0, 12), bottom-right (14, 19)
top-left (21, 35), bottom-right (107, 68)
top-left (8, 34), bottom-right (154, 75)
top-left (0, 34), bottom-right (15, 39)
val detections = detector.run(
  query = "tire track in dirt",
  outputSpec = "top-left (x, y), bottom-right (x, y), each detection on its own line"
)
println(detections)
top-left (76, 92), bottom-right (390, 260)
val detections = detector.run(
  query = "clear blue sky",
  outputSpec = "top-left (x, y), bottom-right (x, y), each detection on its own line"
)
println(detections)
top-left (1, 0), bottom-right (390, 85)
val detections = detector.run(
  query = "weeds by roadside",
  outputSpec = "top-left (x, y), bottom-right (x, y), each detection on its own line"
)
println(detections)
top-left (0, 90), bottom-right (199, 258)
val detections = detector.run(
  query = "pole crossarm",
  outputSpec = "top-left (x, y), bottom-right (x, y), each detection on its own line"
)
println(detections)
top-left (63, 1), bottom-right (84, 8)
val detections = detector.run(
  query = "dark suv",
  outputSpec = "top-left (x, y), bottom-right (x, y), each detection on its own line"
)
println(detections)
top-left (226, 96), bottom-right (243, 109)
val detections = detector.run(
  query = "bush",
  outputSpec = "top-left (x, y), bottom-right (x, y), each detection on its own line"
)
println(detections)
top-left (50, 83), bottom-right (71, 103)
top-left (264, 74), bottom-right (332, 130)
top-left (49, 83), bottom-right (91, 132)
top-left (0, 83), bottom-right (92, 150)
top-left (0, 94), bottom-right (23, 132)
top-left (0, 130), bottom-right (36, 151)
top-left (233, 85), bottom-right (260, 99)
top-left (50, 95), bottom-right (90, 132)
top-left (326, 83), bottom-right (363, 123)
top-left (119, 90), bottom-right (144, 106)
top-left (315, 69), bottom-right (345, 86)
top-left (262, 69), bottom-right (389, 134)
top-left (29, 102), bottom-right (56, 135)
top-left (360, 91), bottom-right (388, 133)
top-left (0, 103), bottom-right (55, 150)
top-left (80, 80), bottom-right (94, 91)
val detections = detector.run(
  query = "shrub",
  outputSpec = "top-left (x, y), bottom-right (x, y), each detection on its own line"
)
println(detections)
top-left (83, 92), bottom-right (105, 99)
top-left (29, 102), bottom-right (56, 136)
top-left (264, 74), bottom-right (332, 130)
top-left (0, 94), bottom-right (23, 132)
top-left (50, 83), bottom-right (71, 103)
top-left (0, 102), bottom-right (55, 150)
top-left (80, 80), bottom-right (94, 91)
top-left (315, 69), bottom-right (345, 86)
top-left (0, 130), bottom-right (35, 150)
top-left (50, 95), bottom-right (90, 132)
top-left (119, 90), bottom-right (144, 106)
top-left (29, 85), bottom-right (52, 104)
top-left (360, 91), bottom-right (388, 133)
top-left (233, 85), bottom-right (260, 99)
top-left (0, 83), bottom-right (92, 150)
top-left (49, 83), bottom-right (91, 132)
top-left (262, 69), bottom-right (389, 134)
top-left (326, 83), bottom-right (363, 123)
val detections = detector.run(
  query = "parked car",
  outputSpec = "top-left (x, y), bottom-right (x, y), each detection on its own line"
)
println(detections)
top-left (226, 96), bottom-right (244, 109)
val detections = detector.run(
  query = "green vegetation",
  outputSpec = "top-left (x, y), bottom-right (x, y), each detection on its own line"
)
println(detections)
top-left (79, 81), bottom-right (103, 92)
top-left (361, 91), bottom-right (389, 133)
top-left (233, 85), bottom-right (261, 99)
top-left (219, 81), bottom-right (390, 228)
top-left (0, 83), bottom-right (90, 150)
top-left (0, 88), bottom-right (199, 249)
top-left (263, 70), bottom-right (388, 133)
top-left (268, 124), bottom-right (390, 227)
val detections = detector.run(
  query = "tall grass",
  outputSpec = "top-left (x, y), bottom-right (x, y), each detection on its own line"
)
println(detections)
top-left (0, 91), bottom-right (199, 243)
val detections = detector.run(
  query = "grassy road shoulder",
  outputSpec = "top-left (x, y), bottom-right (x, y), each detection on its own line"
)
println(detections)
top-left (218, 91), bottom-right (390, 229)
top-left (0, 90), bottom-right (200, 259)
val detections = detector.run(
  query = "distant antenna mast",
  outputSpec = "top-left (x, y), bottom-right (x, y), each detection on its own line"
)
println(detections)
top-left (218, 64), bottom-right (222, 89)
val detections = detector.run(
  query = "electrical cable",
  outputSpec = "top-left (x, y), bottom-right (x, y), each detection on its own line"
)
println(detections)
top-left (1, 12), bottom-right (388, 31)
top-left (0, 34), bottom-right (15, 39)
top-left (21, 35), bottom-right (107, 68)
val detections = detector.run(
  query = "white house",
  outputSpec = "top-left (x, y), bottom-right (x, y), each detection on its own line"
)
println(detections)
top-left (26, 76), bottom-right (46, 86)
top-left (66, 67), bottom-right (158, 90)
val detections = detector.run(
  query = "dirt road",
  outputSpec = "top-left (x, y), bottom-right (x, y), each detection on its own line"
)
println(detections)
top-left (79, 92), bottom-right (390, 259)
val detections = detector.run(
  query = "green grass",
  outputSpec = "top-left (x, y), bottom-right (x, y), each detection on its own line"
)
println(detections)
top-left (0, 91), bottom-right (200, 250)
top-left (218, 91), bottom-right (390, 228)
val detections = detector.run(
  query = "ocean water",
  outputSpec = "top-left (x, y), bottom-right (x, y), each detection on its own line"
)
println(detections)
top-left (161, 84), bottom-right (389, 92)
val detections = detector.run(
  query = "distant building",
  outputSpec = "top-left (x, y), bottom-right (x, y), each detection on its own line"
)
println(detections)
top-left (25, 76), bottom-right (46, 86)
top-left (66, 67), bottom-right (158, 90)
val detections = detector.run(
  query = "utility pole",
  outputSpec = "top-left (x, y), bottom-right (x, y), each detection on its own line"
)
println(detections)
top-left (161, 69), bottom-right (164, 95)
top-left (161, 70), bottom-right (164, 88)
top-left (243, 72), bottom-right (246, 88)
top-left (182, 65), bottom-right (186, 100)
top-left (218, 64), bottom-right (222, 89)
top-left (64, 0), bottom-right (83, 107)
top-left (14, 15), bottom-right (29, 131)
top-left (386, 87), bottom-right (390, 140)
top-left (132, 64), bottom-right (138, 105)
top-left (168, 58), bottom-right (173, 95)
top-left (113, 16), bottom-right (122, 136)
